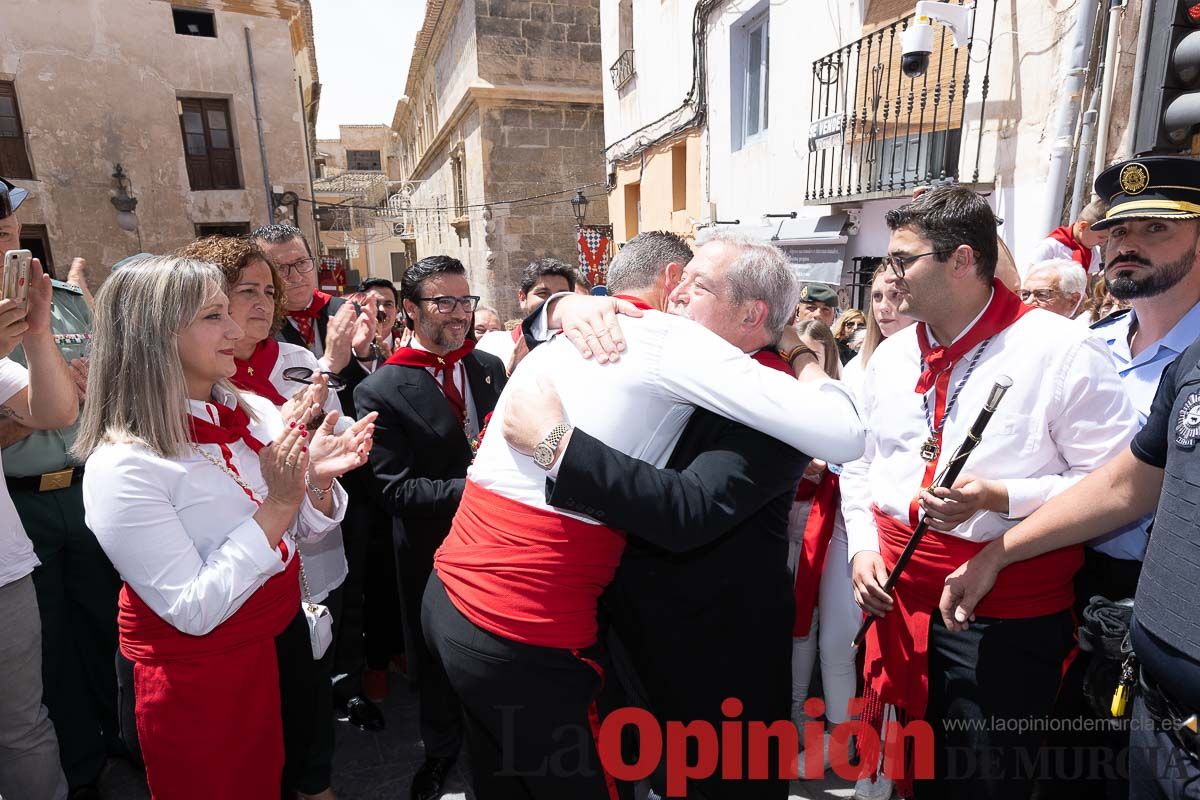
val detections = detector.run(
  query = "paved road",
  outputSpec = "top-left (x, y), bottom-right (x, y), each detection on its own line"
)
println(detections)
top-left (98, 672), bottom-right (859, 799)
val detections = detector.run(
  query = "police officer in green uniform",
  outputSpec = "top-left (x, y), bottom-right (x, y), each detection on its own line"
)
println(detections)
top-left (0, 178), bottom-right (117, 799)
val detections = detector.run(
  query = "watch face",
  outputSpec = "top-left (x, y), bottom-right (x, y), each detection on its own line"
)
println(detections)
top-left (534, 443), bottom-right (554, 466)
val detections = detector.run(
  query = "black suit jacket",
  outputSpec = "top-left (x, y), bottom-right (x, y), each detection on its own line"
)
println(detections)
top-left (548, 410), bottom-right (808, 756)
top-left (276, 296), bottom-right (378, 415)
top-left (354, 351), bottom-right (506, 556)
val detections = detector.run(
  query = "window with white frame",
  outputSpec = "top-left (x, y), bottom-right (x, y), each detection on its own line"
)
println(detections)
top-left (742, 14), bottom-right (769, 141)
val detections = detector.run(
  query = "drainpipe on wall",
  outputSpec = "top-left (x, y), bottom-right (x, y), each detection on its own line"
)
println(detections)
top-left (1070, 86), bottom-right (1101, 219)
top-left (1116, 0), bottom-right (1155, 160)
top-left (1042, 0), bottom-right (1102, 233)
top-left (245, 27), bottom-right (274, 224)
top-left (1092, 0), bottom-right (1128, 179)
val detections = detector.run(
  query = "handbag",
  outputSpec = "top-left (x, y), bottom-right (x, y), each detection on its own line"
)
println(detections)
top-left (298, 555), bottom-right (332, 660)
top-left (192, 443), bottom-right (331, 660)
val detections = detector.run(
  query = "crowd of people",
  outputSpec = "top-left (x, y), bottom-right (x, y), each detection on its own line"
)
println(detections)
top-left (0, 154), bottom-right (1198, 800)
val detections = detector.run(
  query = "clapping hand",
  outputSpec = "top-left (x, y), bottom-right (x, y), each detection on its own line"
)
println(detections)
top-left (308, 410), bottom-right (377, 483)
top-left (281, 374), bottom-right (329, 430)
top-left (259, 419), bottom-right (311, 512)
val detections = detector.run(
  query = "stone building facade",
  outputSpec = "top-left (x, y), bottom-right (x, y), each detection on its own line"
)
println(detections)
top-left (392, 0), bottom-right (608, 320)
top-left (0, 0), bottom-right (318, 283)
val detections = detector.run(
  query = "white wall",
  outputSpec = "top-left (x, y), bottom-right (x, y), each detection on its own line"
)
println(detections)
top-left (600, 0), bottom-right (699, 146)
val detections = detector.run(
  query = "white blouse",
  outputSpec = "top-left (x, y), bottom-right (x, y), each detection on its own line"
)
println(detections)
top-left (83, 389), bottom-right (347, 636)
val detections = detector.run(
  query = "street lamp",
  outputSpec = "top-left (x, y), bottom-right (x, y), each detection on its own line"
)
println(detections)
top-left (571, 188), bottom-right (589, 226)
top-left (110, 164), bottom-right (139, 233)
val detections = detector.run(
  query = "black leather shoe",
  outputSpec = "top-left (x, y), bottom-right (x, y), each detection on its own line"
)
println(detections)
top-left (340, 695), bottom-right (386, 731)
top-left (410, 756), bottom-right (454, 800)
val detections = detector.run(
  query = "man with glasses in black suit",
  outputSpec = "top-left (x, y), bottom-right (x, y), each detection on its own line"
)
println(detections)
top-left (355, 255), bottom-right (507, 800)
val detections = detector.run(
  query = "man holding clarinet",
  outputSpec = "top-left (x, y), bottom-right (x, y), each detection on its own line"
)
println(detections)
top-left (841, 186), bottom-right (1137, 800)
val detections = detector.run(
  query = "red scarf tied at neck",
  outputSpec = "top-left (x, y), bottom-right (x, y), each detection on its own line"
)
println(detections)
top-left (188, 401), bottom-right (268, 507)
top-left (386, 339), bottom-right (477, 425)
top-left (1047, 225), bottom-right (1093, 274)
top-left (913, 280), bottom-right (1032, 396)
top-left (232, 339), bottom-right (288, 407)
top-left (287, 289), bottom-right (332, 347)
top-left (613, 293), bottom-right (656, 312)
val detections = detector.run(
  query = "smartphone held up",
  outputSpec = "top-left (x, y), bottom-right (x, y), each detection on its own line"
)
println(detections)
top-left (1, 249), bottom-right (31, 306)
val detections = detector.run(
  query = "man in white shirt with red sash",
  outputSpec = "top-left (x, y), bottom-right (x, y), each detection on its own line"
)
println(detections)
top-left (841, 186), bottom-right (1137, 799)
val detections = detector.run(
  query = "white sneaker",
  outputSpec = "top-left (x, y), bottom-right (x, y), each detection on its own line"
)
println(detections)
top-left (854, 773), bottom-right (894, 800)
top-left (798, 731), bottom-right (831, 778)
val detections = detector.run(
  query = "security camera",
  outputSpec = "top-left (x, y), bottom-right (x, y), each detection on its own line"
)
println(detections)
top-left (899, 1), bottom-right (975, 79)
top-left (901, 23), bottom-right (934, 78)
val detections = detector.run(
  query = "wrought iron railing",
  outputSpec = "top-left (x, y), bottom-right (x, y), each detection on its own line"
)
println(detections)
top-left (610, 49), bottom-right (636, 90)
top-left (805, 0), bottom-right (998, 204)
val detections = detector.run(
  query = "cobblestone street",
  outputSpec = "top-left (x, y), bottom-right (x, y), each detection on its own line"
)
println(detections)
top-left (98, 671), bottom-right (857, 800)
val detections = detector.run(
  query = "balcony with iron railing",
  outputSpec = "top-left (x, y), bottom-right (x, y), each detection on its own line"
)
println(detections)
top-left (804, 0), bottom-right (998, 204)
top-left (610, 49), bottom-right (636, 90)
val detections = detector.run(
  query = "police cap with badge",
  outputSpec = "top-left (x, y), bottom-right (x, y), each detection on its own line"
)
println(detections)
top-left (0, 177), bottom-right (28, 220)
top-left (1092, 155), bottom-right (1200, 231)
top-left (799, 283), bottom-right (838, 307)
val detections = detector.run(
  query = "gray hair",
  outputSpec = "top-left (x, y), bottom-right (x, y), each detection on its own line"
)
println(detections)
top-left (703, 230), bottom-right (800, 340)
top-left (1026, 258), bottom-right (1087, 297)
top-left (607, 231), bottom-right (694, 294)
top-left (73, 255), bottom-right (251, 460)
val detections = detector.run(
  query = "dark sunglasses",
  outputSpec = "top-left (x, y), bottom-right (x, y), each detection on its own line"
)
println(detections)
top-left (282, 366), bottom-right (347, 392)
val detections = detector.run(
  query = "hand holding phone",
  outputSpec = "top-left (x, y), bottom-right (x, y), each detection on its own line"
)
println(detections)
top-left (2, 250), bottom-right (31, 305)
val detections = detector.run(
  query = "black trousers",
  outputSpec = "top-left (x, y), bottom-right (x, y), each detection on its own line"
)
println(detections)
top-left (915, 610), bottom-right (1075, 800)
top-left (1034, 548), bottom-right (1143, 800)
top-left (1130, 694), bottom-right (1200, 799)
top-left (423, 572), bottom-right (613, 800)
top-left (276, 609), bottom-right (322, 798)
top-left (398, 535), bottom-right (462, 760)
top-left (14, 482), bottom-right (121, 788)
top-left (330, 471), bottom-right (374, 704)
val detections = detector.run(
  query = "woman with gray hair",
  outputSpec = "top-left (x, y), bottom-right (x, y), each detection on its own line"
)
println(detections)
top-left (75, 256), bottom-right (374, 799)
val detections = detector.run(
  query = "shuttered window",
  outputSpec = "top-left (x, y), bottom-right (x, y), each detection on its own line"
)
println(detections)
top-left (0, 82), bottom-right (33, 180)
top-left (178, 98), bottom-right (240, 190)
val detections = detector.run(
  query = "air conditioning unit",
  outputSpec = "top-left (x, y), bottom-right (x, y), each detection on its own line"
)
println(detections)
top-left (392, 222), bottom-right (406, 236)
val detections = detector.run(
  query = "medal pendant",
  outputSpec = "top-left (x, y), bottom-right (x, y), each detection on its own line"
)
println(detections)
top-left (920, 437), bottom-right (940, 463)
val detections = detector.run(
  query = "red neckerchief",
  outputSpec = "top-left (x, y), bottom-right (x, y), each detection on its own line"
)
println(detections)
top-left (613, 293), bottom-right (655, 311)
top-left (1047, 225), bottom-right (1092, 273)
top-left (385, 339), bottom-right (477, 425)
top-left (911, 281), bottom-right (1031, 523)
top-left (188, 402), bottom-right (267, 508)
top-left (511, 326), bottom-right (523, 343)
top-left (792, 473), bottom-right (840, 637)
top-left (232, 339), bottom-right (288, 407)
top-left (286, 290), bottom-right (332, 347)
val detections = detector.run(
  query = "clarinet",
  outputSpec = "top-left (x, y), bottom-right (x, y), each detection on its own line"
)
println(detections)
top-left (851, 376), bottom-right (1014, 649)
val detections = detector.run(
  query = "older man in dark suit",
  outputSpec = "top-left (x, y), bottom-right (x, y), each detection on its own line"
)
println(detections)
top-left (354, 255), bottom-right (506, 800)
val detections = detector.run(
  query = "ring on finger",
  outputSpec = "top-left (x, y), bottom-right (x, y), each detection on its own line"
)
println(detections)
top-left (285, 459), bottom-right (296, 468)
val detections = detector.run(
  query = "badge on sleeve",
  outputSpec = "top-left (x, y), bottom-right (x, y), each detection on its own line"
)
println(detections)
top-left (1176, 392), bottom-right (1200, 448)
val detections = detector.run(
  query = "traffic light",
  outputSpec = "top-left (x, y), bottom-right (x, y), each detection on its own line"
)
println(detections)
top-left (1134, 0), bottom-right (1200, 154)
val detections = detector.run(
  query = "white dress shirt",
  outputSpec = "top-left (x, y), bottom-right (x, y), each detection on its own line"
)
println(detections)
top-left (840, 306), bottom-right (1137, 558)
top-left (83, 390), bottom-right (347, 636)
top-left (0, 358), bottom-right (35, 589)
top-left (475, 329), bottom-right (518, 370)
top-left (1024, 236), bottom-right (1102, 280)
top-left (268, 342), bottom-right (351, 602)
top-left (469, 310), bottom-right (865, 522)
top-left (408, 337), bottom-right (481, 440)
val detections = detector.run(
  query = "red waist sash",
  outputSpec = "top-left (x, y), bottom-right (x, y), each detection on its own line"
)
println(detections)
top-left (435, 479), bottom-right (626, 649)
top-left (118, 557), bottom-right (300, 662)
top-left (118, 558), bottom-right (299, 798)
top-left (863, 506), bottom-right (1081, 721)
top-left (792, 473), bottom-right (840, 637)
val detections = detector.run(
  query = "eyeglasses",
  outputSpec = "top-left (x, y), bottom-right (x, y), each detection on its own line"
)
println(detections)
top-left (282, 366), bottom-right (347, 392)
top-left (277, 256), bottom-right (315, 277)
top-left (882, 250), bottom-right (950, 279)
top-left (1018, 289), bottom-right (1061, 303)
top-left (416, 295), bottom-right (481, 314)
